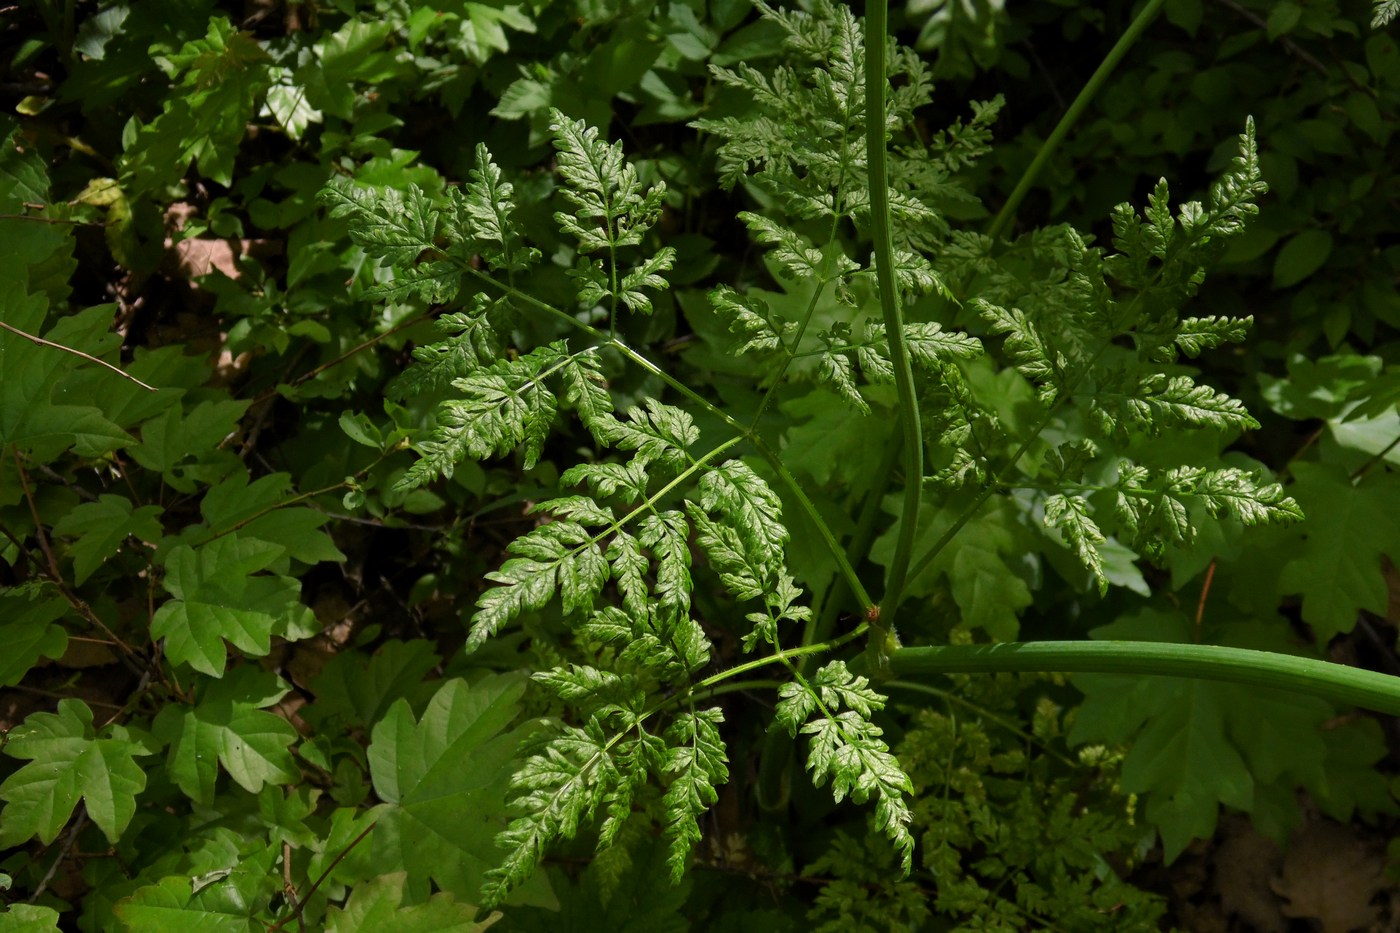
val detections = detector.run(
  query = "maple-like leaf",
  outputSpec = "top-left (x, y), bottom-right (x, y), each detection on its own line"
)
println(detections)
top-left (152, 666), bottom-right (300, 804)
top-left (1280, 463), bottom-right (1400, 642)
top-left (151, 535), bottom-right (317, 677)
top-left (367, 675), bottom-right (553, 907)
top-left (326, 872), bottom-right (496, 932)
top-left (0, 699), bottom-right (152, 846)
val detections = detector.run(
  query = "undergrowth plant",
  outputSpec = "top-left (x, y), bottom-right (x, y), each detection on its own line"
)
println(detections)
top-left (321, 0), bottom-right (1392, 907)
top-left (4, 1), bottom-right (1400, 929)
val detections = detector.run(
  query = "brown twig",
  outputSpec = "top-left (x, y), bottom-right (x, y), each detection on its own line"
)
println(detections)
top-left (1208, 0), bottom-right (1330, 79)
top-left (0, 320), bottom-right (157, 391)
top-left (28, 809), bottom-right (88, 904)
top-left (267, 820), bottom-right (377, 932)
top-left (11, 448), bottom-right (147, 675)
top-left (252, 312), bottom-right (431, 406)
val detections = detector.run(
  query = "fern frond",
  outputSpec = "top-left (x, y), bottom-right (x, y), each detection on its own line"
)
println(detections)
top-left (710, 286), bottom-right (792, 355)
top-left (638, 511), bottom-right (693, 613)
top-left (1376, 0), bottom-right (1400, 27)
top-left (1173, 315), bottom-right (1253, 357)
top-left (459, 142), bottom-right (539, 273)
top-left (1044, 494), bottom-right (1108, 594)
top-left (776, 661), bottom-right (914, 872)
top-left (389, 303), bottom-right (502, 399)
top-left (661, 709), bottom-right (728, 881)
top-left (608, 400), bottom-right (698, 468)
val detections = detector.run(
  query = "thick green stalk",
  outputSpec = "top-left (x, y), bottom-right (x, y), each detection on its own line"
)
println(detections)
top-left (865, 0), bottom-right (922, 625)
top-left (890, 642), bottom-right (1400, 716)
top-left (987, 0), bottom-right (1169, 240)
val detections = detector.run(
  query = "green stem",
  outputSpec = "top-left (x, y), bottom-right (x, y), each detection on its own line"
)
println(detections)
top-left (987, 0), bottom-right (1169, 240)
top-left (889, 642), bottom-right (1400, 716)
top-left (864, 0), bottom-right (922, 625)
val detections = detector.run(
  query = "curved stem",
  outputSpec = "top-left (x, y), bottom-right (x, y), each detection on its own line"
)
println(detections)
top-left (864, 0), bottom-right (922, 624)
top-left (889, 642), bottom-right (1400, 716)
top-left (987, 0), bottom-right (1169, 240)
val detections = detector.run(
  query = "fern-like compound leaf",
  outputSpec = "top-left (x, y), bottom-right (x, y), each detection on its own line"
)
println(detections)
top-left (709, 286), bottom-right (789, 355)
top-left (776, 661), bottom-right (914, 873)
top-left (1045, 493), bottom-right (1109, 594)
top-left (460, 142), bottom-right (538, 273)
top-left (661, 709), bottom-right (728, 882)
top-left (697, 460), bottom-right (788, 579)
top-left (1128, 374), bottom-right (1260, 432)
top-left (608, 400), bottom-right (698, 468)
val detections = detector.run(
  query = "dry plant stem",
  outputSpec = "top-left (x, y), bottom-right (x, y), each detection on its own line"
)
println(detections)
top-left (988, 0), bottom-right (1169, 239)
top-left (268, 821), bottom-right (376, 932)
top-left (0, 319), bottom-right (157, 391)
top-left (864, 0), bottom-right (922, 629)
top-left (28, 809), bottom-right (87, 904)
top-left (889, 642), bottom-right (1400, 716)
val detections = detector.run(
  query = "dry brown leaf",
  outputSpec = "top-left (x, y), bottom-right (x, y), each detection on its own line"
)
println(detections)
top-left (1272, 820), bottom-right (1389, 933)
top-left (1215, 815), bottom-right (1287, 933)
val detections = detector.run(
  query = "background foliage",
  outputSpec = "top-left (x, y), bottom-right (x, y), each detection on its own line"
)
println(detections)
top-left (1, 0), bottom-right (1398, 930)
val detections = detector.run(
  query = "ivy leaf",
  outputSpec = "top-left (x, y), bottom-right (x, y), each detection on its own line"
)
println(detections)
top-left (326, 872), bottom-right (496, 933)
top-left (0, 303), bottom-right (133, 459)
top-left (198, 472), bottom-right (345, 565)
top-left (368, 675), bottom-right (552, 907)
top-left (0, 904), bottom-right (62, 931)
top-left (51, 494), bottom-right (163, 584)
top-left (152, 666), bottom-right (300, 804)
top-left (151, 536), bottom-right (317, 677)
top-left (1281, 463), bottom-right (1400, 642)
top-left (0, 699), bottom-right (152, 846)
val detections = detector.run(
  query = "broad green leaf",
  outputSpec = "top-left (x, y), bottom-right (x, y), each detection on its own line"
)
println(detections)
top-left (326, 872), bottom-right (496, 932)
top-left (152, 666), bottom-right (299, 803)
top-left (1071, 610), bottom-right (1333, 859)
top-left (52, 494), bottom-right (163, 584)
top-left (307, 639), bottom-right (442, 730)
top-left (0, 904), bottom-right (63, 932)
top-left (1280, 463), bottom-right (1400, 642)
top-left (0, 699), bottom-right (151, 846)
top-left (0, 588), bottom-right (68, 687)
top-left (127, 399), bottom-right (252, 489)
top-left (368, 675), bottom-right (553, 908)
top-left (151, 536), bottom-right (317, 676)
top-left (0, 302), bottom-right (133, 458)
top-left (113, 876), bottom-right (249, 933)
top-left (1272, 229), bottom-right (1333, 288)
top-left (122, 18), bottom-right (273, 193)
top-left (875, 496), bottom-right (1032, 639)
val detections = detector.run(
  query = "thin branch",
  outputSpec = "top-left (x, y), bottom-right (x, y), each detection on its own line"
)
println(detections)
top-left (0, 320), bottom-right (156, 391)
top-left (267, 820), bottom-right (377, 932)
